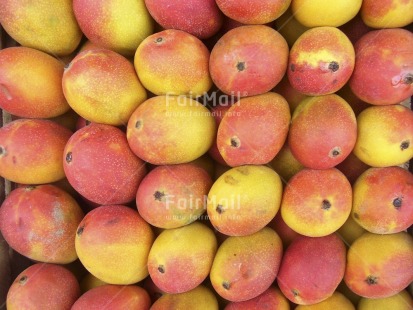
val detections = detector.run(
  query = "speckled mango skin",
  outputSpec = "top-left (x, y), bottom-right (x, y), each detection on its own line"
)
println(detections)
top-left (277, 234), bottom-right (346, 305)
top-left (358, 290), bottom-right (413, 310)
top-left (145, 0), bottom-right (223, 39)
top-left (63, 123), bottom-right (146, 206)
top-left (344, 232), bottom-right (413, 298)
top-left (281, 168), bottom-right (352, 237)
top-left (147, 222), bottom-right (217, 294)
top-left (217, 92), bottom-right (291, 167)
top-left (288, 27), bottom-right (355, 96)
top-left (6, 263), bottom-right (81, 310)
top-left (352, 167), bottom-right (413, 234)
top-left (224, 287), bottom-right (290, 310)
top-left (295, 292), bottom-right (355, 310)
top-left (0, 0), bottom-right (82, 56)
top-left (270, 143), bottom-right (305, 183)
top-left (151, 285), bottom-right (219, 310)
top-left (353, 105), bottom-right (413, 167)
top-left (62, 49), bottom-right (147, 126)
top-left (0, 119), bottom-right (72, 184)
top-left (288, 94), bottom-right (357, 169)
top-left (75, 205), bottom-right (154, 285)
top-left (73, 0), bottom-right (154, 56)
top-left (210, 227), bottom-right (283, 302)
top-left (136, 164), bottom-right (212, 229)
top-left (210, 25), bottom-right (289, 97)
top-left (349, 29), bottom-right (413, 106)
top-left (126, 95), bottom-right (216, 165)
top-left (72, 285), bottom-right (151, 310)
top-left (135, 29), bottom-right (212, 97)
top-left (216, 0), bottom-right (291, 24)
top-left (0, 47), bottom-right (70, 118)
top-left (0, 185), bottom-right (83, 264)
top-left (361, 0), bottom-right (413, 28)
top-left (292, 0), bottom-right (362, 27)
top-left (207, 165), bottom-right (283, 236)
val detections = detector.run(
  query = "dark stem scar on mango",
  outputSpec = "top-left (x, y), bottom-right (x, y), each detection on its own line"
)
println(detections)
top-left (216, 204), bottom-right (224, 214)
top-left (154, 191), bottom-right (165, 201)
top-left (66, 152), bottom-right (73, 163)
top-left (158, 265), bottom-right (165, 274)
top-left (135, 120), bottom-right (142, 129)
top-left (321, 199), bottom-right (331, 210)
top-left (222, 281), bottom-right (230, 290)
top-left (353, 212), bottom-right (360, 219)
top-left (400, 140), bottom-right (410, 151)
top-left (0, 146), bottom-right (7, 157)
top-left (230, 136), bottom-right (241, 148)
top-left (18, 275), bottom-right (28, 285)
top-left (77, 225), bottom-right (85, 236)
top-left (292, 289), bottom-right (299, 297)
top-left (403, 73), bottom-right (413, 84)
top-left (155, 37), bottom-right (163, 44)
top-left (328, 61), bottom-right (339, 72)
top-left (25, 185), bottom-right (37, 191)
top-left (236, 62), bottom-right (245, 72)
top-left (365, 275), bottom-right (378, 285)
top-left (393, 197), bottom-right (402, 209)
top-left (290, 64), bottom-right (296, 72)
top-left (329, 146), bottom-right (341, 158)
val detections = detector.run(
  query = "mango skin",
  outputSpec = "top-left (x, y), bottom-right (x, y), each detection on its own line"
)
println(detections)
top-left (352, 167), bottom-right (413, 234)
top-left (344, 232), bottom-right (413, 298)
top-left (63, 49), bottom-right (147, 126)
top-left (79, 273), bottom-right (107, 293)
top-left (207, 165), bottom-right (283, 236)
top-left (0, 185), bottom-right (83, 264)
top-left (75, 205), bottom-right (154, 285)
top-left (270, 143), bottom-right (305, 182)
top-left (73, 0), bottom-right (154, 56)
top-left (72, 285), bottom-right (151, 310)
top-left (277, 234), bottom-right (346, 305)
top-left (135, 29), bottom-right (212, 97)
top-left (64, 123), bottom-right (146, 206)
top-left (145, 0), bottom-right (223, 39)
top-left (216, 0), bottom-right (291, 24)
top-left (292, 0), bottom-right (363, 27)
top-left (288, 27), bottom-right (355, 96)
top-left (358, 290), bottom-right (413, 310)
top-left (126, 95), bottom-right (216, 165)
top-left (6, 263), bottom-right (81, 310)
top-left (337, 216), bottom-right (366, 246)
top-left (349, 29), bottom-right (413, 106)
top-left (217, 92), bottom-right (291, 167)
top-left (137, 164), bottom-right (212, 229)
top-left (295, 292), bottom-right (355, 310)
top-left (0, 0), bottom-right (82, 55)
top-left (0, 119), bottom-right (72, 184)
top-left (353, 105), bottom-right (413, 167)
top-left (288, 94), bottom-right (357, 169)
top-left (361, 0), bottom-right (413, 28)
top-left (224, 287), bottom-right (290, 310)
top-left (151, 285), bottom-right (219, 310)
top-left (0, 47), bottom-right (70, 118)
top-left (148, 222), bottom-right (217, 294)
top-left (210, 227), bottom-right (283, 302)
top-left (275, 8), bottom-right (309, 48)
top-left (210, 25), bottom-right (289, 97)
top-left (281, 168), bottom-right (352, 237)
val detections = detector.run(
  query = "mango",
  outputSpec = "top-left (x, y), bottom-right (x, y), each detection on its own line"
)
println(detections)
top-left (148, 222), bottom-right (217, 294)
top-left (135, 29), bottom-right (212, 97)
top-left (270, 142), bottom-right (305, 182)
top-left (75, 205), bottom-right (154, 285)
top-left (353, 105), bottom-right (413, 167)
top-left (277, 234), bottom-right (346, 305)
top-left (72, 285), bottom-right (151, 310)
top-left (210, 227), bottom-right (283, 302)
top-left (295, 292), bottom-right (355, 310)
top-left (79, 273), bottom-right (107, 293)
top-left (6, 263), bottom-right (80, 310)
top-left (281, 168), bottom-right (352, 237)
top-left (273, 75), bottom-right (309, 113)
top-left (0, 185), bottom-right (83, 264)
top-left (361, 0), bottom-right (413, 28)
top-left (269, 212), bottom-right (301, 248)
top-left (0, 0), bottom-right (81, 55)
top-left (0, 119), bottom-right (72, 184)
top-left (344, 232), bottom-right (413, 298)
top-left (126, 95), bottom-right (216, 165)
top-left (62, 48), bottom-right (147, 126)
top-left (224, 287), bottom-right (290, 310)
top-left (358, 290), bottom-right (413, 310)
top-left (336, 151), bottom-right (371, 185)
top-left (207, 165), bottom-right (282, 236)
top-left (275, 8), bottom-right (309, 48)
top-left (337, 216), bottom-right (366, 246)
top-left (73, 0), bottom-right (153, 56)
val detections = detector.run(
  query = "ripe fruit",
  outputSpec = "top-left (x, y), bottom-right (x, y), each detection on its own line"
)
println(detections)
top-left (210, 25), bottom-right (289, 97)
top-left (224, 287), bottom-right (290, 310)
top-left (295, 292), bottom-right (355, 310)
top-left (134, 29), bottom-right (212, 97)
top-left (361, 0), bottom-right (413, 28)
top-left (358, 290), bottom-right (413, 310)
top-left (75, 205), bottom-right (154, 285)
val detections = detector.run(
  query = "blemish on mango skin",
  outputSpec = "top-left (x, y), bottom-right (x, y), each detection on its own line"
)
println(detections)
top-left (224, 175), bottom-right (239, 185)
